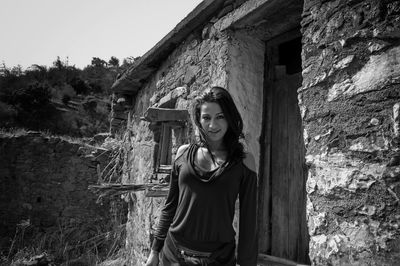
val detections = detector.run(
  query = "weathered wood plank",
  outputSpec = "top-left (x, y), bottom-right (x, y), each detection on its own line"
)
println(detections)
top-left (271, 65), bottom-right (290, 259)
top-left (144, 107), bottom-right (189, 122)
top-left (158, 123), bottom-right (172, 167)
top-left (257, 253), bottom-right (310, 266)
top-left (288, 73), bottom-right (302, 261)
top-left (260, 32), bottom-right (309, 264)
top-left (89, 183), bottom-right (169, 200)
top-left (258, 44), bottom-right (275, 253)
top-left (158, 164), bottom-right (172, 174)
top-left (145, 186), bottom-right (169, 197)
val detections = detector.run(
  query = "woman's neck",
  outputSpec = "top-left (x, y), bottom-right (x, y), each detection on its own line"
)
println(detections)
top-left (207, 140), bottom-right (225, 153)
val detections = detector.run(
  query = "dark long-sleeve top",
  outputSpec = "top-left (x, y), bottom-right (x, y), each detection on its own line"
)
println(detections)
top-left (151, 143), bottom-right (258, 265)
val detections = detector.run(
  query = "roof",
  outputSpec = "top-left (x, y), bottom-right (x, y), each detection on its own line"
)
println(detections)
top-left (111, 0), bottom-right (227, 94)
top-left (111, 0), bottom-right (302, 94)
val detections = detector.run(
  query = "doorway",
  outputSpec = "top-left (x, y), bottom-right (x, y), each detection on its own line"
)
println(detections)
top-left (258, 29), bottom-right (310, 264)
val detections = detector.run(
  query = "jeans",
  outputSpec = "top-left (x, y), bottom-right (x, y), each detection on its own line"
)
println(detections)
top-left (161, 233), bottom-right (236, 266)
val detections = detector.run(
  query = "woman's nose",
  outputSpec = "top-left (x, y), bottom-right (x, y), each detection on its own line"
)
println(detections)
top-left (209, 119), bottom-right (217, 129)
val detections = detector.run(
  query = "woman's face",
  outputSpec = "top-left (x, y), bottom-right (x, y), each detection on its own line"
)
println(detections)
top-left (199, 102), bottom-right (228, 145)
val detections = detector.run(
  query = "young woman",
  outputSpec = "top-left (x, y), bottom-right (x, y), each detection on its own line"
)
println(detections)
top-left (146, 86), bottom-right (258, 266)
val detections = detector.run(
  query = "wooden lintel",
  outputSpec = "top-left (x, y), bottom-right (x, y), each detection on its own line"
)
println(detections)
top-left (148, 121), bottom-right (186, 129)
top-left (144, 107), bottom-right (189, 122)
top-left (167, 121), bottom-right (187, 128)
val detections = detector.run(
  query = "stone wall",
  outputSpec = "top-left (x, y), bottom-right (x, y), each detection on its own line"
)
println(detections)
top-left (120, 4), bottom-right (266, 265)
top-left (122, 26), bottom-right (232, 266)
top-left (300, 0), bottom-right (400, 264)
top-left (0, 131), bottom-right (119, 254)
top-left (115, 0), bottom-right (400, 264)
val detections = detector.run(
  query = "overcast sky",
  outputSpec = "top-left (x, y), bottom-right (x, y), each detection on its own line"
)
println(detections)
top-left (0, 0), bottom-right (203, 69)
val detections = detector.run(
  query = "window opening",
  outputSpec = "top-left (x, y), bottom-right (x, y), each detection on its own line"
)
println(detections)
top-left (144, 107), bottom-right (190, 197)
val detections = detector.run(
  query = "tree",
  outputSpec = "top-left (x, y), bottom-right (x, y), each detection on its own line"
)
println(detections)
top-left (53, 56), bottom-right (66, 70)
top-left (25, 64), bottom-right (48, 83)
top-left (0, 63), bottom-right (27, 93)
top-left (121, 56), bottom-right (140, 71)
top-left (91, 57), bottom-right (107, 68)
top-left (70, 77), bottom-right (90, 95)
top-left (108, 56), bottom-right (119, 68)
top-left (8, 83), bottom-right (52, 112)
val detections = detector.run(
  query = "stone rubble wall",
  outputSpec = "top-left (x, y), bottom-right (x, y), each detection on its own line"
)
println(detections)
top-left (300, 0), bottom-right (400, 264)
top-left (120, 3), bottom-right (265, 265)
top-left (0, 131), bottom-right (115, 251)
top-left (122, 27), bottom-right (232, 266)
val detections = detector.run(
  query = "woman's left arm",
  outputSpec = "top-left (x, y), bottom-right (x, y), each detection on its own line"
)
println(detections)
top-left (237, 152), bottom-right (258, 266)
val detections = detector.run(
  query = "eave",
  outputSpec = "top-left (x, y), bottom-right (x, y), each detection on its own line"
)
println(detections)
top-left (111, 0), bottom-right (301, 95)
top-left (111, 0), bottom-right (227, 94)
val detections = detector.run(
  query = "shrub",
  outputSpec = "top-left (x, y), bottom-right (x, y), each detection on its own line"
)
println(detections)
top-left (62, 94), bottom-right (71, 105)
top-left (7, 83), bottom-right (52, 112)
top-left (0, 83), bottom-right (55, 129)
top-left (70, 77), bottom-right (90, 95)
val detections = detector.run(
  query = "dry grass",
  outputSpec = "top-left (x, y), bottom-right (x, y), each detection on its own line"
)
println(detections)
top-left (1, 200), bottom-right (127, 266)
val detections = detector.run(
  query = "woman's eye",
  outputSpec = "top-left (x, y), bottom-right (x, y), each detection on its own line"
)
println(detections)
top-left (202, 116), bottom-right (211, 121)
top-left (217, 115), bottom-right (225, 120)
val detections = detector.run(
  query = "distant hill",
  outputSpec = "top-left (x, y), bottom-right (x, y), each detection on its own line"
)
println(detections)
top-left (0, 56), bottom-right (137, 137)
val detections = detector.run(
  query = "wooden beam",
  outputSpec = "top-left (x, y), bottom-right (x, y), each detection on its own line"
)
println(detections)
top-left (88, 183), bottom-right (169, 200)
top-left (144, 107), bottom-right (189, 122)
top-left (145, 187), bottom-right (169, 197)
top-left (258, 253), bottom-right (310, 266)
top-left (158, 164), bottom-right (172, 174)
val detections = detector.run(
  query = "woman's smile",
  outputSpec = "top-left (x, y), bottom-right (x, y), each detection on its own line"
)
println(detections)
top-left (199, 102), bottom-right (228, 146)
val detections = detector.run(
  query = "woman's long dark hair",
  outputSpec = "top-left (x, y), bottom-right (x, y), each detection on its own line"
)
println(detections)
top-left (192, 86), bottom-right (245, 162)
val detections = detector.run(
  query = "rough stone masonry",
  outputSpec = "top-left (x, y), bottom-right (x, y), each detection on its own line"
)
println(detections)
top-left (0, 131), bottom-right (119, 253)
top-left (300, 0), bottom-right (400, 264)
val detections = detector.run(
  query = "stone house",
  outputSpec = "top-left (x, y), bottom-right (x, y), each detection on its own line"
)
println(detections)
top-left (110, 0), bottom-right (400, 265)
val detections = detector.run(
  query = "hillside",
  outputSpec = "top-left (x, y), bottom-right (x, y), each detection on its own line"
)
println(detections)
top-left (0, 56), bottom-right (137, 137)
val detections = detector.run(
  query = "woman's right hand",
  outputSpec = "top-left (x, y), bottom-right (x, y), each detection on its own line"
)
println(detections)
top-left (145, 250), bottom-right (160, 266)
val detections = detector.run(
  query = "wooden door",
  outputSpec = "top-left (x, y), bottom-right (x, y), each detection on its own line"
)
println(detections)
top-left (270, 69), bottom-right (308, 262)
top-left (258, 33), bottom-right (309, 265)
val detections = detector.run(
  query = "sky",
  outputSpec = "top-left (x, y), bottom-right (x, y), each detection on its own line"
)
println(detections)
top-left (0, 0), bottom-right (203, 70)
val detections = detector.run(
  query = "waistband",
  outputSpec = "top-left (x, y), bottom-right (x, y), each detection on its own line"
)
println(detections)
top-left (169, 231), bottom-right (235, 253)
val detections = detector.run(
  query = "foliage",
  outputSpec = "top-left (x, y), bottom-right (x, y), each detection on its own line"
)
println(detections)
top-left (0, 55), bottom-right (129, 97)
top-left (120, 56), bottom-right (141, 70)
top-left (5, 83), bottom-right (52, 111)
top-left (0, 83), bottom-right (56, 130)
top-left (108, 57), bottom-right (119, 68)
top-left (62, 94), bottom-right (71, 105)
top-left (70, 77), bottom-right (90, 95)
top-left (0, 55), bottom-right (135, 135)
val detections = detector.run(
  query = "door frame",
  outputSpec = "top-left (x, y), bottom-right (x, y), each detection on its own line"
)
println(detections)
top-left (257, 28), bottom-right (309, 263)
